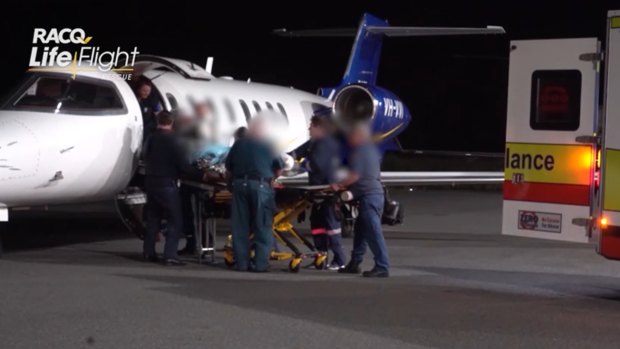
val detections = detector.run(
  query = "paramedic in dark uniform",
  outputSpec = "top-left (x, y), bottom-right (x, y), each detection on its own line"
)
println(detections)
top-left (176, 104), bottom-right (209, 255)
top-left (306, 116), bottom-right (347, 269)
top-left (338, 123), bottom-right (389, 277)
top-left (135, 79), bottom-right (162, 142)
top-left (143, 111), bottom-right (203, 266)
top-left (225, 117), bottom-right (283, 272)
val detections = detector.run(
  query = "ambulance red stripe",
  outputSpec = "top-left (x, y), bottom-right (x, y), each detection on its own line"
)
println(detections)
top-left (503, 181), bottom-right (590, 206)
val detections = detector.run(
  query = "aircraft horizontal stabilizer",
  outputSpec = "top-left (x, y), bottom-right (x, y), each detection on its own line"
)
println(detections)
top-left (273, 26), bottom-right (505, 38)
top-left (367, 25), bottom-right (505, 37)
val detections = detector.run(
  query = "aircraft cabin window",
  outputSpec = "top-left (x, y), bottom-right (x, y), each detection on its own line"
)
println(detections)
top-left (252, 101), bottom-right (262, 112)
top-left (239, 99), bottom-right (251, 122)
top-left (224, 99), bottom-right (236, 123)
top-left (265, 102), bottom-right (274, 110)
top-left (9, 75), bottom-right (126, 115)
top-left (187, 95), bottom-right (196, 107)
top-left (167, 93), bottom-right (178, 110)
top-left (205, 98), bottom-right (217, 117)
top-left (530, 70), bottom-right (581, 131)
top-left (276, 103), bottom-right (289, 124)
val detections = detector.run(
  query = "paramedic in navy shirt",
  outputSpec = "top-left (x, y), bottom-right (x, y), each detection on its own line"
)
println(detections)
top-left (338, 123), bottom-right (389, 278)
top-left (306, 116), bottom-right (347, 270)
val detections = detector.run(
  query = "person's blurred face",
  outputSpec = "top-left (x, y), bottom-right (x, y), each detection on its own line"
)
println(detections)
top-left (177, 114), bottom-right (192, 126)
top-left (248, 119), bottom-right (265, 139)
top-left (37, 80), bottom-right (62, 98)
top-left (347, 128), bottom-right (367, 146)
top-left (194, 103), bottom-right (209, 119)
top-left (308, 123), bottom-right (324, 139)
top-left (137, 84), bottom-right (151, 100)
top-left (347, 132), bottom-right (359, 146)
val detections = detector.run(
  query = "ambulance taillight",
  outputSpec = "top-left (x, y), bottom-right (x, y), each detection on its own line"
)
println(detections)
top-left (601, 217), bottom-right (608, 229)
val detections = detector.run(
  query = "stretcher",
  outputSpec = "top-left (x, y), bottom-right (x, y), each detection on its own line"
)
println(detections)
top-left (218, 186), bottom-right (340, 272)
top-left (116, 167), bottom-right (342, 271)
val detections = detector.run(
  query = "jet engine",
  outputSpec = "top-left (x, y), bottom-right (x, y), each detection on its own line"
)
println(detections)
top-left (331, 84), bottom-right (411, 143)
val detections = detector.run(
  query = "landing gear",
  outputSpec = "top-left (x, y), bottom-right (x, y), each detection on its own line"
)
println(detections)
top-left (115, 187), bottom-right (147, 239)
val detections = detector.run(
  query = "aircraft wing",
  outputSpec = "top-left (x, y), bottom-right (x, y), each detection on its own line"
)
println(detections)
top-left (277, 171), bottom-right (504, 187)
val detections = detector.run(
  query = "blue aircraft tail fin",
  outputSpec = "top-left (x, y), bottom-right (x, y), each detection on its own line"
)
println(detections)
top-left (342, 13), bottom-right (389, 85)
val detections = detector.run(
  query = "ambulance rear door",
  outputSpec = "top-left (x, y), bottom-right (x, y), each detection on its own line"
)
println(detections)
top-left (503, 38), bottom-right (600, 243)
top-left (597, 11), bottom-right (620, 258)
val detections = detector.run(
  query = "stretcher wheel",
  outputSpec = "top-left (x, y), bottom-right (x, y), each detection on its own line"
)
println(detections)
top-left (289, 258), bottom-right (302, 273)
top-left (314, 254), bottom-right (327, 270)
top-left (224, 248), bottom-right (235, 267)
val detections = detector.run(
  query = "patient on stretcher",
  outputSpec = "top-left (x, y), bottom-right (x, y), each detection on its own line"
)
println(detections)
top-left (176, 108), bottom-right (298, 182)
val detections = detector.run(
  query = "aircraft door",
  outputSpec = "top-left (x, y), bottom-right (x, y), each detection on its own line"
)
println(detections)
top-left (502, 38), bottom-right (600, 243)
top-left (597, 11), bottom-right (620, 259)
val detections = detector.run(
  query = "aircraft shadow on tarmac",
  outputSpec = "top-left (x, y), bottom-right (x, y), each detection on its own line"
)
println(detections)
top-left (2, 214), bottom-right (129, 252)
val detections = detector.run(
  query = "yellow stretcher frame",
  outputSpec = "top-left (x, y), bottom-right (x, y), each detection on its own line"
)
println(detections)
top-left (222, 192), bottom-right (329, 273)
top-left (181, 179), bottom-right (330, 272)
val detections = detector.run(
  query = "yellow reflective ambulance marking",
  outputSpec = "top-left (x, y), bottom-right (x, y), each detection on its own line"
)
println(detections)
top-left (611, 16), bottom-right (620, 29)
top-left (603, 149), bottom-right (620, 211)
top-left (504, 142), bottom-right (592, 185)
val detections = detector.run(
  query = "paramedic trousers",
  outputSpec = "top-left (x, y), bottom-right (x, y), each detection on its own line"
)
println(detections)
top-left (231, 178), bottom-right (274, 271)
top-left (310, 203), bottom-right (347, 267)
top-left (350, 193), bottom-right (390, 272)
top-left (313, 233), bottom-right (346, 267)
top-left (144, 178), bottom-right (183, 260)
top-left (180, 184), bottom-right (197, 250)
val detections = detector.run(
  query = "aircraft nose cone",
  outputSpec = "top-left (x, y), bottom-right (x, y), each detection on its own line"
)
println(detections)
top-left (0, 119), bottom-right (40, 181)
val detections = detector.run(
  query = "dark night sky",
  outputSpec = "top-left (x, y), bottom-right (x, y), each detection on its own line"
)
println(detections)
top-left (1, 0), bottom-right (619, 152)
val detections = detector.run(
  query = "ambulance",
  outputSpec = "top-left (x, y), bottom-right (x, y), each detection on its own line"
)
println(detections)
top-left (502, 10), bottom-right (620, 259)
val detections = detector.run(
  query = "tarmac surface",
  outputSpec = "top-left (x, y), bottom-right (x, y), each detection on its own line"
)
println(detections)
top-left (3, 189), bottom-right (620, 349)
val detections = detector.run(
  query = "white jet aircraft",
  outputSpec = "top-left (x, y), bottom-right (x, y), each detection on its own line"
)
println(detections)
top-left (0, 13), bottom-right (505, 225)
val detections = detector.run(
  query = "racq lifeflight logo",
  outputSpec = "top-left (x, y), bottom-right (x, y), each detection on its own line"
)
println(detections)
top-left (28, 28), bottom-right (139, 80)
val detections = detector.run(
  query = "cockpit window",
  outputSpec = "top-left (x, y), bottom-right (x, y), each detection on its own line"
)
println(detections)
top-left (7, 75), bottom-right (126, 115)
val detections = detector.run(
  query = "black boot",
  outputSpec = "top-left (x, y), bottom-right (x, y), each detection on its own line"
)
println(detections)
top-left (338, 262), bottom-right (361, 274)
top-left (143, 254), bottom-right (160, 263)
top-left (362, 269), bottom-right (389, 278)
